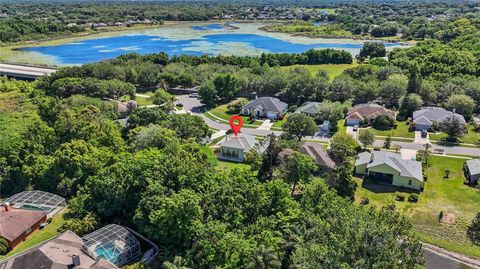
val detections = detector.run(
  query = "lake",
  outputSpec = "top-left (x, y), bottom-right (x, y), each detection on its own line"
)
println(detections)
top-left (11, 22), bottom-right (409, 65)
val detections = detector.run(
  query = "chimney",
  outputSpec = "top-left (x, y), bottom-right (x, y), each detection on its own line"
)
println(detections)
top-left (369, 152), bottom-right (375, 163)
top-left (72, 255), bottom-right (81, 266)
top-left (4, 202), bottom-right (11, 211)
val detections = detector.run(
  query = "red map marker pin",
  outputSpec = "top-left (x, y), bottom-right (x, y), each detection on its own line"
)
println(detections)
top-left (229, 115), bottom-right (243, 136)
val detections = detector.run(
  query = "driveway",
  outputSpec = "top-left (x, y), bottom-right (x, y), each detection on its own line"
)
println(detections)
top-left (414, 131), bottom-right (430, 144)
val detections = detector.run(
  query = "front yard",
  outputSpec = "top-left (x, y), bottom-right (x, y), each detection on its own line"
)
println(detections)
top-left (354, 156), bottom-right (480, 258)
top-left (367, 120), bottom-right (415, 139)
top-left (204, 99), bottom-right (263, 127)
top-left (430, 124), bottom-right (480, 145)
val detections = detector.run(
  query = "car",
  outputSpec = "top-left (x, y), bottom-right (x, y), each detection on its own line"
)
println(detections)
top-left (353, 125), bottom-right (359, 132)
top-left (189, 93), bottom-right (199, 98)
top-left (421, 129), bottom-right (427, 138)
top-left (176, 103), bottom-right (184, 107)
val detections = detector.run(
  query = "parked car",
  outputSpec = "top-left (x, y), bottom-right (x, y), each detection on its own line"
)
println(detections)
top-left (353, 125), bottom-right (359, 132)
top-left (421, 129), bottom-right (427, 138)
top-left (176, 103), bottom-right (184, 107)
top-left (189, 93), bottom-right (199, 98)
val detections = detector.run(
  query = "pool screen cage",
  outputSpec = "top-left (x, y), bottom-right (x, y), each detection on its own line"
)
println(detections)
top-left (3, 190), bottom-right (66, 217)
top-left (82, 224), bottom-right (141, 267)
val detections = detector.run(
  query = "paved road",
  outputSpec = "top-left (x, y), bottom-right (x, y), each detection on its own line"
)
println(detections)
top-left (179, 95), bottom-right (480, 156)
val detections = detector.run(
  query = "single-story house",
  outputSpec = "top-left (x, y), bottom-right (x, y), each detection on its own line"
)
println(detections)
top-left (0, 202), bottom-right (48, 249)
top-left (240, 97), bottom-right (288, 119)
top-left (355, 151), bottom-right (424, 190)
top-left (295, 101), bottom-right (322, 116)
top-left (346, 103), bottom-right (396, 126)
top-left (0, 230), bottom-right (118, 269)
top-left (465, 159), bottom-right (480, 185)
top-left (300, 142), bottom-right (335, 172)
top-left (412, 107), bottom-right (466, 131)
top-left (219, 134), bottom-right (269, 162)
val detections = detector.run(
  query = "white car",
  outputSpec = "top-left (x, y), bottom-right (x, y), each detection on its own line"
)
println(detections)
top-left (189, 93), bottom-right (199, 98)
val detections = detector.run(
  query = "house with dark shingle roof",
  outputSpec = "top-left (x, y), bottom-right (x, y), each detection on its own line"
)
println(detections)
top-left (355, 151), bottom-right (424, 190)
top-left (464, 159), bottom-right (480, 185)
top-left (295, 101), bottom-right (322, 116)
top-left (346, 103), bottom-right (396, 126)
top-left (413, 107), bottom-right (466, 131)
top-left (300, 142), bottom-right (335, 172)
top-left (240, 97), bottom-right (288, 119)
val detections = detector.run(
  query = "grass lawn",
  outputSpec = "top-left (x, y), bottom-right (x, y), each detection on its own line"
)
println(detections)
top-left (354, 156), bottom-right (480, 258)
top-left (335, 119), bottom-right (347, 134)
top-left (272, 115), bottom-right (288, 129)
top-left (217, 160), bottom-right (251, 171)
top-left (281, 63), bottom-right (358, 80)
top-left (430, 125), bottom-right (480, 145)
top-left (135, 91), bottom-right (154, 106)
top-left (368, 121), bottom-right (415, 139)
top-left (0, 210), bottom-right (66, 260)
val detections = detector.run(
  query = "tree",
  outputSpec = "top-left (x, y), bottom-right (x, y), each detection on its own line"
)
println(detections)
top-left (326, 163), bottom-right (357, 200)
top-left (328, 76), bottom-right (356, 102)
top-left (282, 114), bottom-right (317, 141)
top-left (0, 237), bottom-right (8, 255)
top-left (329, 133), bottom-right (358, 164)
top-left (133, 125), bottom-right (179, 150)
top-left (358, 42), bottom-right (386, 61)
top-left (445, 94), bottom-right (476, 119)
top-left (281, 151), bottom-right (316, 196)
top-left (163, 257), bottom-right (192, 269)
top-left (407, 64), bottom-right (422, 94)
top-left (400, 93), bottom-right (423, 117)
top-left (245, 150), bottom-right (262, 171)
top-left (393, 144), bottom-right (402, 154)
top-left (439, 115), bottom-right (467, 141)
top-left (198, 81), bottom-right (218, 107)
top-left (151, 88), bottom-right (176, 111)
top-left (417, 143), bottom-right (432, 166)
top-left (246, 245), bottom-right (282, 269)
top-left (372, 115), bottom-right (395, 130)
top-left (467, 212), bottom-right (480, 246)
top-left (379, 74), bottom-right (408, 107)
top-left (358, 129), bottom-right (375, 150)
top-left (384, 135), bottom-right (392, 150)
top-left (213, 73), bottom-right (239, 103)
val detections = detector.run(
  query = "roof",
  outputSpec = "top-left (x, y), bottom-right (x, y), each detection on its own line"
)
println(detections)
top-left (346, 103), bottom-right (396, 121)
top-left (300, 142), bottom-right (335, 169)
top-left (221, 134), bottom-right (269, 153)
top-left (356, 151), bottom-right (423, 181)
top-left (295, 102), bottom-right (321, 115)
top-left (241, 97), bottom-right (287, 114)
top-left (0, 231), bottom-right (117, 269)
top-left (0, 206), bottom-right (47, 243)
top-left (466, 159), bottom-right (480, 176)
top-left (82, 224), bottom-right (141, 267)
top-left (413, 107), bottom-right (466, 126)
top-left (3, 190), bottom-right (66, 214)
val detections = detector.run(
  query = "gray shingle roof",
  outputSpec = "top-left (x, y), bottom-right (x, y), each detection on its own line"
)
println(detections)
top-left (295, 102), bottom-right (321, 115)
top-left (413, 107), bottom-right (466, 125)
top-left (241, 97), bottom-right (287, 114)
top-left (356, 151), bottom-right (423, 181)
top-left (221, 134), bottom-right (269, 153)
top-left (466, 159), bottom-right (480, 176)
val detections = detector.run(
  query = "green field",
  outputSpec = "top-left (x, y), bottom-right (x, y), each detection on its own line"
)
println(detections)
top-left (354, 156), bottom-right (480, 258)
top-left (0, 211), bottom-right (65, 260)
top-left (135, 91), bottom-right (154, 106)
top-left (280, 63), bottom-right (358, 80)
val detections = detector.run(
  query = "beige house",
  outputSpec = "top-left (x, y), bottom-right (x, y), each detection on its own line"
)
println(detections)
top-left (355, 151), bottom-right (424, 190)
top-left (219, 134), bottom-right (269, 162)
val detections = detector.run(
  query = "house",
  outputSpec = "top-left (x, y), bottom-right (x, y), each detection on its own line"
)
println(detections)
top-left (0, 202), bottom-right (47, 249)
top-left (117, 100), bottom-right (137, 118)
top-left (295, 101), bottom-right (322, 116)
top-left (355, 151), bottom-right (424, 190)
top-left (412, 107), bottom-right (466, 131)
top-left (300, 142), bottom-right (335, 172)
top-left (219, 134), bottom-right (269, 162)
top-left (465, 159), bottom-right (480, 185)
top-left (240, 97), bottom-right (288, 119)
top-left (0, 231), bottom-right (117, 269)
top-left (346, 103), bottom-right (396, 126)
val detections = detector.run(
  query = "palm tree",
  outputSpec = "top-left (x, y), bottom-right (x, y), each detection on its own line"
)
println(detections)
top-left (246, 245), bottom-right (281, 269)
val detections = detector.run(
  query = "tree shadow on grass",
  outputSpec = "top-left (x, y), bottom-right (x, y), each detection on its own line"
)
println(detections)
top-left (360, 178), bottom-right (421, 194)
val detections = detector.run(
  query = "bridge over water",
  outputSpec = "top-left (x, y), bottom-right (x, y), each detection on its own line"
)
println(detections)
top-left (0, 63), bottom-right (57, 80)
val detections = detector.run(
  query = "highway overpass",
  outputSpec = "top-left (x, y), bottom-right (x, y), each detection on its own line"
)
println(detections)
top-left (0, 63), bottom-right (57, 80)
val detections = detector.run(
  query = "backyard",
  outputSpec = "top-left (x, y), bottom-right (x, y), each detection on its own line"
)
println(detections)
top-left (0, 210), bottom-right (66, 260)
top-left (354, 156), bottom-right (480, 258)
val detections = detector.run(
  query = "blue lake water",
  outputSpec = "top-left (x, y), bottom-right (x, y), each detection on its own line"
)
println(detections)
top-left (19, 23), bottom-right (405, 65)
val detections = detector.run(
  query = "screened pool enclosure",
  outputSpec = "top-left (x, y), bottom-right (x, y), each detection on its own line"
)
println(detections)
top-left (3, 190), bottom-right (66, 217)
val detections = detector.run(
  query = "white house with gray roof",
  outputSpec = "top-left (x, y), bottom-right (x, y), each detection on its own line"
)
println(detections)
top-left (355, 151), bottom-right (424, 190)
top-left (295, 102), bottom-right (322, 116)
top-left (219, 134), bottom-right (270, 162)
top-left (413, 107), bottom-right (466, 131)
top-left (465, 159), bottom-right (480, 184)
top-left (240, 97), bottom-right (288, 119)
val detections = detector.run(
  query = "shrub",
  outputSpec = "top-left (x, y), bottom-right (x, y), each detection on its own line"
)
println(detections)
top-left (395, 192), bottom-right (405, 201)
top-left (408, 193), bottom-right (419, 203)
top-left (0, 237), bottom-right (9, 255)
top-left (372, 115), bottom-right (395, 130)
top-left (226, 99), bottom-right (247, 114)
top-left (360, 197), bottom-right (370, 205)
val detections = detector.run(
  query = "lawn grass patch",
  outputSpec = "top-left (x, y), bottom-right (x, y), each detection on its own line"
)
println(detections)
top-left (430, 125), bottom-right (480, 145)
top-left (280, 63), bottom-right (358, 80)
top-left (217, 160), bottom-right (251, 171)
top-left (0, 210), bottom-right (66, 260)
top-left (368, 121), bottom-right (414, 139)
top-left (205, 98), bottom-right (263, 127)
top-left (354, 156), bottom-right (480, 258)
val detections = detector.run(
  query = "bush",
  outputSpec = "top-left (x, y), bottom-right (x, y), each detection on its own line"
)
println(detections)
top-left (360, 197), bottom-right (370, 205)
top-left (226, 99), bottom-right (247, 114)
top-left (395, 192), bottom-right (405, 201)
top-left (0, 237), bottom-right (9, 255)
top-left (408, 193), bottom-right (419, 203)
